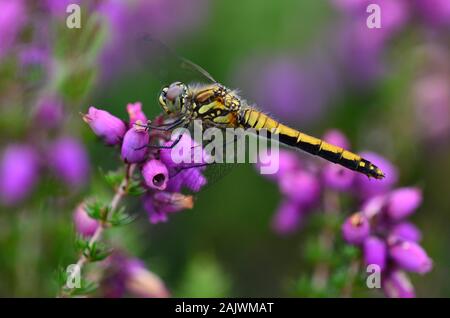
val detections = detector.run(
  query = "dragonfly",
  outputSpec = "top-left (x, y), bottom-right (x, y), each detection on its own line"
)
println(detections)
top-left (136, 36), bottom-right (385, 180)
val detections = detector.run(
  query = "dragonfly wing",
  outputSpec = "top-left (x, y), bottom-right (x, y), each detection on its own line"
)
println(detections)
top-left (135, 34), bottom-right (216, 86)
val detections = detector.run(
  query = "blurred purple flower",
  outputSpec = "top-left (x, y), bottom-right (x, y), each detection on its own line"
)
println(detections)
top-left (389, 239), bottom-right (432, 274)
top-left (0, 0), bottom-right (26, 59)
top-left (414, 0), bottom-right (450, 28)
top-left (363, 236), bottom-right (387, 270)
top-left (143, 192), bottom-right (194, 224)
top-left (121, 124), bottom-right (149, 164)
top-left (271, 200), bottom-right (304, 235)
top-left (142, 159), bottom-right (169, 191)
top-left (336, 19), bottom-right (387, 85)
top-left (256, 149), bottom-right (301, 182)
top-left (354, 152), bottom-right (398, 199)
top-left (0, 144), bottom-right (39, 205)
top-left (234, 55), bottom-right (337, 126)
top-left (102, 253), bottom-right (170, 298)
top-left (323, 129), bottom-right (351, 150)
top-left (19, 46), bottom-right (50, 72)
top-left (44, 0), bottom-right (86, 16)
top-left (385, 187), bottom-right (422, 221)
top-left (83, 107), bottom-right (127, 145)
top-left (322, 163), bottom-right (355, 191)
top-left (48, 137), bottom-right (90, 187)
top-left (34, 96), bottom-right (64, 129)
top-left (342, 212), bottom-right (371, 244)
top-left (73, 203), bottom-right (99, 237)
top-left (279, 171), bottom-right (321, 207)
top-left (390, 222), bottom-right (422, 242)
top-left (382, 270), bottom-right (415, 298)
top-left (414, 73), bottom-right (450, 142)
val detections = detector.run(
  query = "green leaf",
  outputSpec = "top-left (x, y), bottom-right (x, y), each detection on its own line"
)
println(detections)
top-left (127, 179), bottom-right (146, 196)
top-left (86, 241), bottom-right (112, 262)
top-left (108, 206), bottom-right (137, 227)
top-left (103, 169), bottom-right (124, 189)
top-left (85, 201), bottom-right (108, 221)
top-left (74, 235), bottom-right (90, 252)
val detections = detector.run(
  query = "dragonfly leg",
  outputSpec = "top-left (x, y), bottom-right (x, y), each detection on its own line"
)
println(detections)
top-left (134, 119), bottom-right (184, 132)
top-left (169, 162), bottom-right (212, 178)
top-left (134, 133), bottom-right (183, 150)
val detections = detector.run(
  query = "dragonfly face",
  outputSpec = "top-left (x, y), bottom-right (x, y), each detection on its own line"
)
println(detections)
top-left (159, 81), bottom-right (190, 116)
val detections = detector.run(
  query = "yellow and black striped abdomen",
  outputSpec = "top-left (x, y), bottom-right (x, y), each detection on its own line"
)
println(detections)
top-left (240, 108), bottom-right (384, 179)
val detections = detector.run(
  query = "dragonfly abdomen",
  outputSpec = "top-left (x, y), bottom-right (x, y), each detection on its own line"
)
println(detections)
top-left (240, 108), bottom-right (384, 179)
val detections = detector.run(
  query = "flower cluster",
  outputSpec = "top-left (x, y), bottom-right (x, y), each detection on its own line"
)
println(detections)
top-left (257, 129), bottom-right (431, 297)
top-left (82, 102), bottom-right (207, 224)
top-left (343, 187), bottom-right (431, 297)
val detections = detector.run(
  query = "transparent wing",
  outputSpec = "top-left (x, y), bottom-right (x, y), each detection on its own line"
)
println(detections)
top-left (135, 34), bottom-right (217, 87)
top-left (167, 126), bottom-right (263, 191)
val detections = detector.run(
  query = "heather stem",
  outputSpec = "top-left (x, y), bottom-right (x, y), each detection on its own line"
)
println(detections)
top-left (312, 189), bottom-right (340, 292)
top-left (60, 164), bottom-right (135, 297)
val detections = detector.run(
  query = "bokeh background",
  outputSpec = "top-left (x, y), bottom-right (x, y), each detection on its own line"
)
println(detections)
top-left (0, 0), bottom-right (449, 297)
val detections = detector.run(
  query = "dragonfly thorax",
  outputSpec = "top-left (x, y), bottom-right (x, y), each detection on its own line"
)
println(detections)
top-left (159, 81), bottom-right (189, 116)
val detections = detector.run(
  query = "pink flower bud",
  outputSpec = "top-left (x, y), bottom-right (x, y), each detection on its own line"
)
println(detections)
top-left (83, 106), bottom-right (127, 145)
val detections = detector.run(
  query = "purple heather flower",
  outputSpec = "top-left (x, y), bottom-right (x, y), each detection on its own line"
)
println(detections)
top-left (332, 0), bottom-right (409, 35)
top-left (382, 270), bottom-right (415, 298)
top-left (45, 0), bottom-right (82, 16)
top-left (143, 192), bottom-right (194, 224)
top-left (160, 133), bottom-right (206, 168)
top-left (385, 187), bottom-right (422, 221)
top-left (73, 203), bottom-right (99, 237)
top-left (390, 222), bottom-right (422, 242)
top-left (389, 239), bottom-right (432, 274)
top-left (166, 168), bottom-right (207, 193)
top-left (271, 200), bottom-right (304, 235)
top-left (126, 102), bottom-right (147, 126)
top-left (159, 133), bottom-right (208, 193)
top-left (123, 258), bottom-right (170, 298)
top-left (0, 144), bottom-right (39, 206)
top-left (34, 96), bottom-right (64, 130)
top-left (142, 159), bottom-right (169, 191)
top-left (0, 0), bottom-right (26, 59)
top-left (48, 137), bottom-right (90, 187)
top-left (256, 149), bottom-right (301, 181)
top-left (361, 194), bottom-right (386, 219)
top-left (279, 171), bottom-right (321, 207)
top-left (143, 195), bottom-right (168, 224)
top-left (121, 123), bottom-right (149, 163)
top-left (363, 236), bottom-right (387, 271)
top-left (336, 19), bottom-right (386, 85)
top-left (19, 46), bottom-right (50, 72)
top-left (323, 129), bottom-right (350, 150)
top-left (322, 163), bottom-right (355, 191)
top-left (354, 152), bottom-right (398, 199)
top-left (102, 253), bottom-right (170, 298)
top-left (414, 0), bottom-right (450, 28)
top-left (414, 73), bottom-right (450, 142)
top-left (342, 212), bottom-right (370, 244)
top-left (83, 107), bottom-right (127, 146)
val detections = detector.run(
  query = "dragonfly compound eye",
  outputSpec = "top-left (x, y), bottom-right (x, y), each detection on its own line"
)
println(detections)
top-left (162, 82), bottom-right (187, 114)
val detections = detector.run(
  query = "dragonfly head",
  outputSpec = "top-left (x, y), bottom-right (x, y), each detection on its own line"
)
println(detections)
top-left (159, 82), bottom-right (188, 116)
